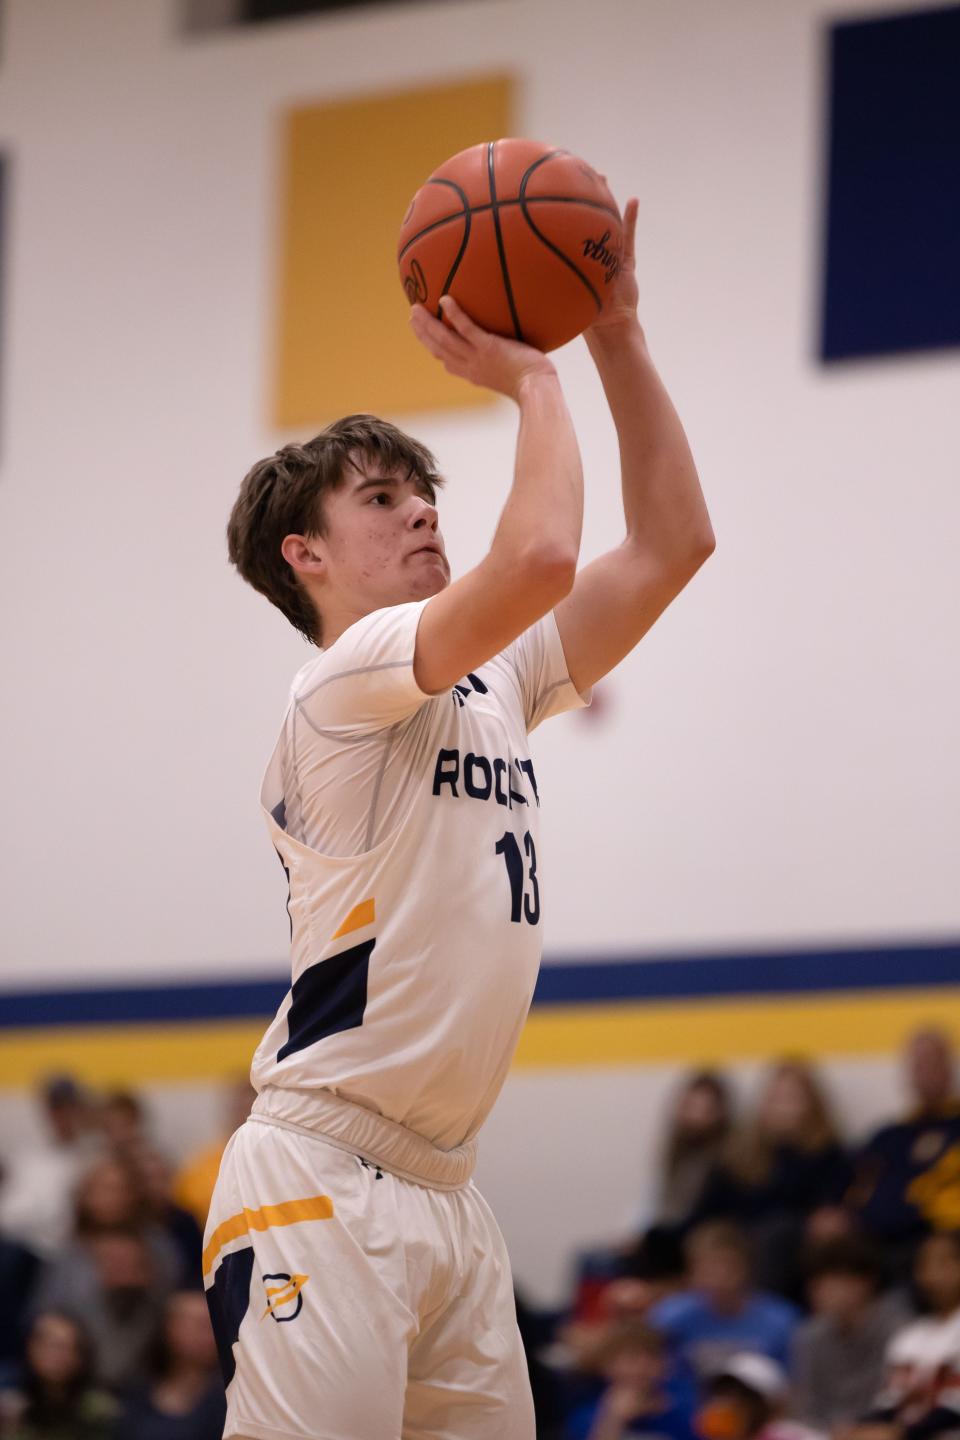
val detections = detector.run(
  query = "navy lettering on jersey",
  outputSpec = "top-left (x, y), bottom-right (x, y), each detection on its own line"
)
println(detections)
top-left (432, 748), bottom-right (460, 796)
top-left (509, 761), bottom-right (527, 807)
top-left (432, 748), bottom-right (539, 810)
top-left (464, 753), bottom-right (493, 799)
top-left (517, 758), bottom-right (540, 807)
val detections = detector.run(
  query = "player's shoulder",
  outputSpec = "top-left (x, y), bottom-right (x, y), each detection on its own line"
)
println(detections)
top-left (289, 601), bottom-right (429, 703)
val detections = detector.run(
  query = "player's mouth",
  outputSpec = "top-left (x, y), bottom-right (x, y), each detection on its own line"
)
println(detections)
top-left (410, 542), bottom-right (445, 560)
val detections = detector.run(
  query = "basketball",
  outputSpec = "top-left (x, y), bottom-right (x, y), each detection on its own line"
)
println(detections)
top-left (398, 139), bottom-right (624, 352)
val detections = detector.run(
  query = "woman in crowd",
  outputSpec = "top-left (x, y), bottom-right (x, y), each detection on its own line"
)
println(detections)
top-left (692, 1060), bottom-right (851, 1295)
top-left (0, 1311), bottom-right (116, 1440)
top-left (657, 1072), bottom-right (735, 1229)
top-left (116, 1291), bottom-right (225, 1440)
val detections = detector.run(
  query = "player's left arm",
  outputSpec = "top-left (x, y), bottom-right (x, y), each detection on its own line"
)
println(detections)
top-left (554, 197), bottom-right (715, 692)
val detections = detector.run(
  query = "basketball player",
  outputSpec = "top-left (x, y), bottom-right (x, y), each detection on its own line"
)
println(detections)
top-left (207, 198), bottom-right (713, 1439)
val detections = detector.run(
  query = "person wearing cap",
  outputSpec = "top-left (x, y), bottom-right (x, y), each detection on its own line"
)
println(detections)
top-left (696, 1354), bottom-right (825, 1440)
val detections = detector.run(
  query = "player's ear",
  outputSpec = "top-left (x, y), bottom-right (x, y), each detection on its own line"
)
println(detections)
top-left (281, 533), bottom-right (324, 577)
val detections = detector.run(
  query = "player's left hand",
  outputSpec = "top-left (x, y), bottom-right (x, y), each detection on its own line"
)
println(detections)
top-left (585, 196), bottom-right (639, 335)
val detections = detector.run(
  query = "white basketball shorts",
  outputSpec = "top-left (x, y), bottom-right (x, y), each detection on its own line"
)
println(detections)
top-left (202, 1113), bottom-right (534, 1440)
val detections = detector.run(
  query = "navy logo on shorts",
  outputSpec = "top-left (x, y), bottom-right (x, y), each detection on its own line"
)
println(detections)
top-left (261, 1272), bottom-right (308, 1323)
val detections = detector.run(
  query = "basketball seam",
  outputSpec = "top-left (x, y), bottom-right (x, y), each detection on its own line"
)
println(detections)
top-left (429, 177), bottom-right (472, 316)
top-left (519, 153), bottom-right (603, 312)
top-left (487, 141), bottom-right (524, 342)
top-left (397, 195), bottom-right (621, 263)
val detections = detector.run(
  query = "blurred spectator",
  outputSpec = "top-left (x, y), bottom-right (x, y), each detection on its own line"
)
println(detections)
top-left (567, 1322), bottom-right (695, 1440)
top-left (31, 1229), bottom-right (168, 1391)
top-left (838, 1231), bottom-right (960, 1440)
top-left (696, 1354), bottom-right (824, 1440)
top-left (174, 1077), bottom-right (254, 1230)
top-left (657, 1072), bottom-right (734, 1229)
top-left (129, 1148), bottom-right (203, 1289)
top-left (0, 1078), bottom-right (101, 1258)
top-left (115, 1291), bottom-right (225, 1440)
top-left (0, 1310), bottom-right (117, 1440)
top-left (516, 1287), bottom-right (567, 1440)
top-left (848, 1029), bottom-right (960, 1273)
top-left (693, 1061), bottom-right (850, 1296)
top-left (98, 1092), bottom-right (148, 1156)
top-left (32, 1154), bottom-right (181, 1313)
top-left (0, 1187), bottom-right (41, 1386)
top-left (564, 1230), bottom-right (687, 1380)
top-left (611, 1230), bottom-right (689, 1321)
top-left (649, 1222), bottom-right (798, 1405)
top-left (791, 1237), bottom-right (908, 1431)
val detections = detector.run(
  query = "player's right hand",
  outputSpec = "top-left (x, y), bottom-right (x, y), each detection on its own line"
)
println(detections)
top-left (410, 296), bottom-right (557, 402)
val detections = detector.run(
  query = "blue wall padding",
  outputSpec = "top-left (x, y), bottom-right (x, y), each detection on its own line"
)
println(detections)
top-left (822, 4), bottom-right (960, 360)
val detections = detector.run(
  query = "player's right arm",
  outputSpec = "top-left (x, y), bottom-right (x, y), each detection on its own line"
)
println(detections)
top-left (409, 297), bottom-right (583, 695)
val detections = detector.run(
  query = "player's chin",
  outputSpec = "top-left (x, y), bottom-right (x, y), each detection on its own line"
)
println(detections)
top-left (408, 561), bottom-right (450, 598)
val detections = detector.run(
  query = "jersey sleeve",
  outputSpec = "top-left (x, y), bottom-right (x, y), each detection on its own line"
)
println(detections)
top-left (294, 601), bottom-right (432, 737)
top-left (502, 611), bottom-right (591, 733)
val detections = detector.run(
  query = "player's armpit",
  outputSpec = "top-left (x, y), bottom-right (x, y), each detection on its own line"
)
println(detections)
top-left (414, 545), bottom-right (576, 695)
top-left (553, 538), bottom-right (713, 692)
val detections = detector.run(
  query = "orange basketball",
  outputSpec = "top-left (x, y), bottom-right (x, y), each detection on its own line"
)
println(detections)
top-left (398, 138), bottom-right (624, 352)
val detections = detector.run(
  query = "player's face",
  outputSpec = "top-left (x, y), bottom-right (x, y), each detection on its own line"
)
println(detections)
top-left (316, 459), bottom-right (450, 615)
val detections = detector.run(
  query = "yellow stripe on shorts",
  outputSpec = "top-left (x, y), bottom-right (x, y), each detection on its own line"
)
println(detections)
top-left (202, 1195), bottom-right (334, 1278)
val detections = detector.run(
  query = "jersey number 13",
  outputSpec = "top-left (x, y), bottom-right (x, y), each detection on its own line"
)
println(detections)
top-left (495, 830), bottom-right (540, 925)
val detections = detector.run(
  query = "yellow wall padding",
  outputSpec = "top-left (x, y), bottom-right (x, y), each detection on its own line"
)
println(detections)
top-left (273, 73), bottom-right (514, 427)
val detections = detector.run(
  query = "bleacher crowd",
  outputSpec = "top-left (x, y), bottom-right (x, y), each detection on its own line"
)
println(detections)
top-left (1, 1028), bottom-right (960, 1440)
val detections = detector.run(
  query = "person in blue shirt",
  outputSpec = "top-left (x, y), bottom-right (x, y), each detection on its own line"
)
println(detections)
top-left (567, 1321), bottom-right (696, 1440)
top-left (649, 1221), bottom-right (799, 1414)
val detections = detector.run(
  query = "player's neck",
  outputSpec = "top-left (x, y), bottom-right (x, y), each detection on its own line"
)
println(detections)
top-left (319, 597), bottom-right (379, 651)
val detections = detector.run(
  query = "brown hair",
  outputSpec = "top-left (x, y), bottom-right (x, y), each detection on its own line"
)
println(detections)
top-left (724, 1057), bottom-right (840, 1187)
top-left (663, 1068), bottom-right (733, 1177)
top-left (686, 1219), bottom-right (751, 1266)
top-left (226, 414), bottom-right (442, 644)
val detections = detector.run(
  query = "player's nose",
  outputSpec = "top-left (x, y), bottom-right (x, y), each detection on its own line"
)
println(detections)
top-left (407, 495), bottom-right (439, 531)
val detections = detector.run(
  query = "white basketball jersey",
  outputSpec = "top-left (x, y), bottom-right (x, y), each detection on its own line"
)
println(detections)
top-left (251, 600), bottom-right (586, 1149)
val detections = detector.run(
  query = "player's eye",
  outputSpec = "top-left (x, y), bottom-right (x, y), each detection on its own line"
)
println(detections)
top-left (368, 492), bottom-right (391, 506)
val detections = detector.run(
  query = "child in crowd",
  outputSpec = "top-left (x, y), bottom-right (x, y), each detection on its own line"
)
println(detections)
top-left (696, 1354), bottom-right (824, 1440)
top-left (0, 1310), bottom-right (116, 1440)
top-left (837, 1231), bottom-right (960, 1440)
top-left (650, 1222), bottom-right (798, 1410)
top-left (568, 1322), bottom-right (695, 1440)
top-left (792, 1238), bottom-right (907, 1431)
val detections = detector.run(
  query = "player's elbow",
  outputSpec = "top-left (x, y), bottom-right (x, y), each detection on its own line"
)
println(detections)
top-left (667, 522), bottom-right (715, 584)
top-left (522, 542), bottom-right (579, 601)
top-left (688, 523), bottom-right (716, 570)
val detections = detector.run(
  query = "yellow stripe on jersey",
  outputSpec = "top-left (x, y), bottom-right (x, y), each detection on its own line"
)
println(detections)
top-left (202, 1195), bottom-right (334, 1278)
top-left (331, 897), bottom-right (375, 940)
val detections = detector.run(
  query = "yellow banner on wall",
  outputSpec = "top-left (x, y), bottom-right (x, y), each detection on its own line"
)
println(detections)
top-left (272, 73), bottom-right (514, 427)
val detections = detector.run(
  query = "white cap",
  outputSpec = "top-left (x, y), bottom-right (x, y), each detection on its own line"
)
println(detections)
top-left (714, 1353), bottom-right (788, 1400)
